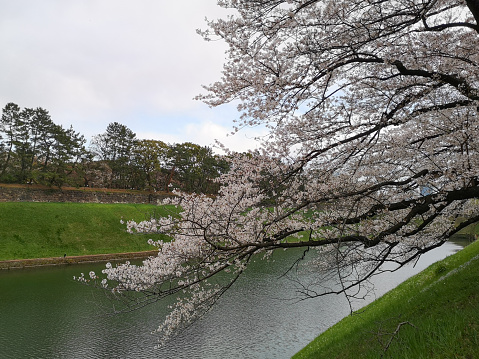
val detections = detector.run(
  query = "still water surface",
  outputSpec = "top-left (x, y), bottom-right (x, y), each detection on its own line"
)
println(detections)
top-left (0, 239), bottom-right (468, 359)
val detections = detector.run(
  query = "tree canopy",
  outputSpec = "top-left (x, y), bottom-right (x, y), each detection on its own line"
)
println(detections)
top-left (82, 0), bottom-right (479, 345)
top-left (0, 103), bottom-right (88, 187)
top-left (0, 106), bottom-right (226, 193)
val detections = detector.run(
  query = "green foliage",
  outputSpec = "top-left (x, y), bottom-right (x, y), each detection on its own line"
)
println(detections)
top-left (0, 202), bottom-right (176, 260)
top-left (131, 139), bottom-right (168, 191)
top-left (0, 103), bottom-right (88, 187)
top-left (1, 103), bottom-right (230, 194)
top-left (89, 122), bottom-right (137, 189)
top-left (165, 142), bottom-right (230, 194)
top-left (293, 240), bottom-right (479, 359)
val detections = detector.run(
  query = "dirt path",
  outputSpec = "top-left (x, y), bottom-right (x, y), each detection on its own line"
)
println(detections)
top-left (0, 250), bottom-right (159, 270)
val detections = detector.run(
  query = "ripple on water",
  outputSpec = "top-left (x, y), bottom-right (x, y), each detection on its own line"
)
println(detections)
top-left (0, 242), bottom-right (464, 358)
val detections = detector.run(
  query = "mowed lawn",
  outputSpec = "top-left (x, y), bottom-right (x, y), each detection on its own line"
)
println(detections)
top-left (0, 202), bottom-right (175, 260)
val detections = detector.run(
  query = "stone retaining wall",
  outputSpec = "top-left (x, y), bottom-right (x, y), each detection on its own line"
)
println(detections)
top-left (0, 185), bottom-right (174, 204)
top-left (0, 250), bottom-right (159, 270)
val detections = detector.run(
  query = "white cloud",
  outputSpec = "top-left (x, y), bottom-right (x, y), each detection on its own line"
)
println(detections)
top-left (137, 119), bottom-right (267, 154)
top-left (0, 1), bottom-right (259, 151)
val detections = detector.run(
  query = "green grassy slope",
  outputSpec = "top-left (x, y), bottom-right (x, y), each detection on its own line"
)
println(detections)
top-left (293, 239), bottom-right (479, 359)
top-left (0, 202), bottom-right (175, 260)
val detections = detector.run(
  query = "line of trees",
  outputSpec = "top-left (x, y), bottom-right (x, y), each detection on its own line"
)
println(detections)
top-left (0, 103), bottom-right (229, 194)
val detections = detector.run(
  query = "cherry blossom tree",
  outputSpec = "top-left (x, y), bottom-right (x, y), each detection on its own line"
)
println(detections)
top-left (81, 0), bottom-right (479, 344)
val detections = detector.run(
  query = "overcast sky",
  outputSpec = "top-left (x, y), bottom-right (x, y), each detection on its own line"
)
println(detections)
top-left (0, 1), bottom-right (264, 152)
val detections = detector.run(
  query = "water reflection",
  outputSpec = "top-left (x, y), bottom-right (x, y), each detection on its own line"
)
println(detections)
top-left (0, 240), bottom-right (467, 359)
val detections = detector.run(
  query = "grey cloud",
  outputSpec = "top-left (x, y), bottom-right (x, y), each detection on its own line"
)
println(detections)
top-left (0, 0), bottom-right (233, 142)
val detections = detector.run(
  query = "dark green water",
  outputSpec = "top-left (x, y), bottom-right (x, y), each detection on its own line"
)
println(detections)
top-left (0, 240), bottom-right (468, 358)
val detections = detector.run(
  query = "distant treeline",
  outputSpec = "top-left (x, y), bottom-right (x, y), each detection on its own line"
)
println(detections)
top-left (0, 103), bottom-right (229, 194)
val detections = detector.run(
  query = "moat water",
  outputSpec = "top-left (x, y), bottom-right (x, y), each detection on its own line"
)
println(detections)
top-left (0, 238), bottom-right (469, 358)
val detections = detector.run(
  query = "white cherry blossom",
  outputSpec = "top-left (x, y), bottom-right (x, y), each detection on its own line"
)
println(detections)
top-left (82, 0), bottom-right (479, 344)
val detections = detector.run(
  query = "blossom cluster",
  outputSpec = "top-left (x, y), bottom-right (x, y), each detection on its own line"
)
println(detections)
top-left (80, 0), bottom-right (479, 344)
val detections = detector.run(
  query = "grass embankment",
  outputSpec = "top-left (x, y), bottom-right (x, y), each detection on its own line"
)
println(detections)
top-left (294, 239), bottom-right (479, 359)
top-left (0, 202), bottom-right (175, 261)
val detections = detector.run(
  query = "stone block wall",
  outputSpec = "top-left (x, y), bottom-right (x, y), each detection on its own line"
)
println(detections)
top-left (0, 185), bottom-right (174, 204)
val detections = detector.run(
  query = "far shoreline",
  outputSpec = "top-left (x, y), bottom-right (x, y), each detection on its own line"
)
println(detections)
top-left (0, 250), bottom-right (158, 270)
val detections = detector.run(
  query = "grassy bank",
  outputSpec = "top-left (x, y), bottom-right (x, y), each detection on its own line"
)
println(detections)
top-left (0, 202), bottom-right (174, 260)
top-left (293, 239), bottom-right (479, 359)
